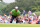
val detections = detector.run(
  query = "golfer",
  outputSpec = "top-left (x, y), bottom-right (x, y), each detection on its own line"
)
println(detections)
top-left (10, 6), bottom-right (20, 23)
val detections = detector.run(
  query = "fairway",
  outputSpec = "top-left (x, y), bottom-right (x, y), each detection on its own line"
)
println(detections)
top-left (0, 23), bottom-right (40, 27)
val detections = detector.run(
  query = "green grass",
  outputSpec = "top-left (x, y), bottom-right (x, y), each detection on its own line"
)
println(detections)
top-left (0, 23), bottom-right (40, 27)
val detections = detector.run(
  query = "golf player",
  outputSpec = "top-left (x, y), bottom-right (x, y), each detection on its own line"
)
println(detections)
top-left (10, 6), bottom-right (20, 23)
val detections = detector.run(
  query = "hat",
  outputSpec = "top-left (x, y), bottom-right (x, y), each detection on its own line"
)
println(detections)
top-left (15, 6), bottom-right (18, 9)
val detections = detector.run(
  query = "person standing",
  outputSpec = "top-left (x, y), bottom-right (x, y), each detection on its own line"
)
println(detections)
top-left (28, 10), bottom-right (31, 18)
top-left (23, 10), bottom-right (25, 16)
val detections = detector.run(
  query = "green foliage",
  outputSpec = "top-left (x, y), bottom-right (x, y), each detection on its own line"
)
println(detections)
top-left (32, 12), bottom-right (40, 15)
top-left (0, 0), bottom-right (40, 15)
top-left (0, 2), bottom-right (8, 15)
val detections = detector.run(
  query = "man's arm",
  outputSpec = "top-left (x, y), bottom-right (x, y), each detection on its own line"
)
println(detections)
top-left (16, 15), bottom-right (19, 19)
top-left (10, 9), bottom-right (15, 14)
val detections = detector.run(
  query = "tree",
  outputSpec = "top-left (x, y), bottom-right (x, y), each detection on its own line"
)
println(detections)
top-left (1, 0), bottom-right (40, 15)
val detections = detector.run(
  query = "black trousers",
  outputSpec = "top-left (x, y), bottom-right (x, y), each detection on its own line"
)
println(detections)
top-left (10, 15), bottom-right (18, 23)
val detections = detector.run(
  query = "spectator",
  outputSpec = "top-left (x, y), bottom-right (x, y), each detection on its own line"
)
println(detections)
top-left (39, 16), bottom-right (40, 19)
top-left (24, 19), bottom-right (29, 24)
top-left (0, 13), bottom-right (40, 24)
top-left (2, 14), bottom-right (7, 19)
top-left (37, 19), bottom-right (40, 24)
top-left (8, 15), bottom-right (11, 19)
top-left (12, 18), bottom-right (16, 24)
top-left (7, 15), bottom-right (11, 22)
top-left (4, 18), bottom-right (8, 23)
top-left (23, 10), bottom-right (25, 16)
top-left (28, 10), bottom-right (31, 18)
top-left (0, 15), bottom-right (3, 23)
top-left (18, 18), bottom-right (23, 24)
top-left (30, 19), bottom-right (37, 24)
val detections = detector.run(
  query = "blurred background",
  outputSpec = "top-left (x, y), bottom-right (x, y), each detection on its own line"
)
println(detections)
top-left (0, 0), bottom-right (40, 15)
top-left (0, 0), bottom-right (40, 24)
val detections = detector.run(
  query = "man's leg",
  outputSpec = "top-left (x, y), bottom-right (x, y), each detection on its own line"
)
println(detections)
top-left (10, 15), bottom-right (14, 23)
top-left (10, 15), bottom-right (18, 23)
top-left (16, 18), bottom-right (18, 23)
top-left (10, 17), bottom-right (13, 23)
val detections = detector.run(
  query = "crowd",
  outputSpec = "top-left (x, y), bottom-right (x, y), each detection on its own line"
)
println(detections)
top-left (0, 10), bottom-right (40, 24)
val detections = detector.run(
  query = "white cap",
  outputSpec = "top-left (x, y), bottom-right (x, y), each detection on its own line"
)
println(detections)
top-left (15, 6), bottom-right (18, 9)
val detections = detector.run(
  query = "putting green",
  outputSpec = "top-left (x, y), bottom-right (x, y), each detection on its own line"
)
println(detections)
top-left (0, 23), bottom-right (40, 27)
